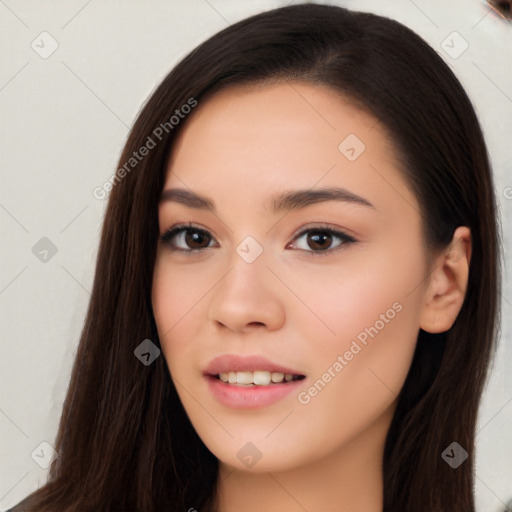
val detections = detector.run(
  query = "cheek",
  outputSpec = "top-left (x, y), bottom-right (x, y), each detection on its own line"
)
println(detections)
top-left (151, 257), bottom-right (207, 368)
top-left (284, 241), bottom-right (425, 396)
top-left (289, 270), bottom-right (421, 463)
top-left (296, 302), bottom-right (418, 448)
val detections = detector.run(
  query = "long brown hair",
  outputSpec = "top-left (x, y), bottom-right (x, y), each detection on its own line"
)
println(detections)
top-left (12, 3), bottom-right (501, 511)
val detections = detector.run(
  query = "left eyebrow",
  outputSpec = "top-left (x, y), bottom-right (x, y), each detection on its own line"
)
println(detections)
top-left (269, 187), bottom-right (377, 213)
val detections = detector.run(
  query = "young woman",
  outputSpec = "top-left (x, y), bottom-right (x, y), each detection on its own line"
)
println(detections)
top-left (8, 3), bottom-right (501, 511)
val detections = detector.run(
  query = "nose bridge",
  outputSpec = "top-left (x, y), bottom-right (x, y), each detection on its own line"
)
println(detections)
top-left (224, 234), bottom-right (270, 298)
top-left (207, 234), bottom-right (285, 331)
top-left (234, 234), bottom-right (266, 266)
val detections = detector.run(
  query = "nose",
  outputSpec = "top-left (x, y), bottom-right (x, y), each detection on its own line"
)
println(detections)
top-left (207, 249), bottom-right (286, 333)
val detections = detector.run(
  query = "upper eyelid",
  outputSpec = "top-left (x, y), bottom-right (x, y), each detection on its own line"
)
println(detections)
top-left (291, 224), bottom-right (356, 241)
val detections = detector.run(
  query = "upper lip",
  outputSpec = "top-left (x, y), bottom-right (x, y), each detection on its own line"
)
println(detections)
top-left (204, 354), bottom-right (305, 376)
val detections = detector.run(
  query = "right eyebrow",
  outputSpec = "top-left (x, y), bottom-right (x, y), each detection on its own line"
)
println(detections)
top-left (160, 188), bottom-right (215, 210)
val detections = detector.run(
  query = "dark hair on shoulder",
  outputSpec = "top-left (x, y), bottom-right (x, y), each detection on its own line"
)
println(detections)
top-left (11, 3), bottom-right (501, 511)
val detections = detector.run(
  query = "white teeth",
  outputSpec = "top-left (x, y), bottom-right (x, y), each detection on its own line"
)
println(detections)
top-left (253, 371), bottom-right (271, 386)
top-left (271, 372), bottom-right (284, 383)
top-left (236, 371), bottom-right (253, 384)
top-left (217, 371), bottom-right (299, 385)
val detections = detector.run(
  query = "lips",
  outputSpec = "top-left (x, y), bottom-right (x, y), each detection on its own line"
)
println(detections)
top-left (204, 355), bottom-right (306, 409)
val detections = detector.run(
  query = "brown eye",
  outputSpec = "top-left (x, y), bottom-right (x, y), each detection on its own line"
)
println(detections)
top-left (183, 229), bottom-right (211, 249)
top-left (289, 227), bottom-right (356, 256)
top-left (161, 224), bottom-right (355, 256)
top-left (306, 231), bottom-right (334, 251)
top-left (161, 226), bottom-right (215, 251)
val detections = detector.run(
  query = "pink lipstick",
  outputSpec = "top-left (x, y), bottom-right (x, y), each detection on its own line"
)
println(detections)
top-left (204, 354), bottom-right (306, 409)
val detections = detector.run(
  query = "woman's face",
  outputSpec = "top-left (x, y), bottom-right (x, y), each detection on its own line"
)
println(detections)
top-left (152, 82), bottom-right (430, 473)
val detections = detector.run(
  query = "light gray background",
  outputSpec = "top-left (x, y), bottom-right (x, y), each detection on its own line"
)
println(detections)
top-left (1, 1), bottom-right (511, 511)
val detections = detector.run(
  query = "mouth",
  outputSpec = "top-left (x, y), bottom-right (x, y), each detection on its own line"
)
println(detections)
top-left (204, 354), bottom-right (306, 409)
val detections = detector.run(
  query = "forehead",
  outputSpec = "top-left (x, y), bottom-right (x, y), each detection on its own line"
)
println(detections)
top-left (162, 82), bottom-right (415, 215)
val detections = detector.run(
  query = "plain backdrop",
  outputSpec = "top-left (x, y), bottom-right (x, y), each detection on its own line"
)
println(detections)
top-left (1, 1), bottom-right (511, 511)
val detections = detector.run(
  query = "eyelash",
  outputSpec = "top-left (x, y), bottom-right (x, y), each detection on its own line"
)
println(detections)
top-left (160, 222), bottom-right (356, 257)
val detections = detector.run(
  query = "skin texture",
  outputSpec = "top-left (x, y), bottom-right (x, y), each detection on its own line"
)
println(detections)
top-left (152, 82), bottom-right (471, 512)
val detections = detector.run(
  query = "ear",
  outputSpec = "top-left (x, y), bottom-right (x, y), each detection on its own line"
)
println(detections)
top-left (419, 226), bottom-right (472, 334)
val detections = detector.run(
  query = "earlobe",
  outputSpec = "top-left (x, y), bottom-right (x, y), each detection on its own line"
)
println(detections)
top-left (419, 226), bottom-right (471, 334)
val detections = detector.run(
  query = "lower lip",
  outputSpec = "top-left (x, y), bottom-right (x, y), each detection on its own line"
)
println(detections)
top-left (205, 375), bottom-right (305, 409)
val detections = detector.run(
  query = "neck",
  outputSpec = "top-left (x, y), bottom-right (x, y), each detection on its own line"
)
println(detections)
top-left (213, 406), bottom-right (393, 512)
